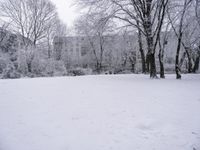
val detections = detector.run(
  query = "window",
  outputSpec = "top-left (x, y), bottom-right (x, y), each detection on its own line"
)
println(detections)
top-left (81, 46), bottom-right (87, 56)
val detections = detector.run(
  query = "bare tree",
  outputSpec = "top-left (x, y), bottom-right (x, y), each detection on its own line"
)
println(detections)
top-left (75, 13), bottom-right (115, 72)
top-left (157, 21), bottom-right (170, 79)
top-left (46, 19), bottom-right (67, 58)
top-left (136, 18), bottom-right (146, 73)
top-left (76, 0), bottom-right (169, 78)
top-left (167, 0), bottom-right (194, 79)
top-left (0, 0), bottom-right (57, 47)
top-left (192, 0), bottom-right (200, 72)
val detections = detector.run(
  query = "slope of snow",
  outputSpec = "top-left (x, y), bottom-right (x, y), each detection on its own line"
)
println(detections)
top-left (0, 74), bottom-right (200, 150)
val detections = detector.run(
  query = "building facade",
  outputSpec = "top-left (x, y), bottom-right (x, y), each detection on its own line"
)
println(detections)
top-left (53, 33), bottom-right (180, 73)
top-left (53, 35), bottom-right (141, 71)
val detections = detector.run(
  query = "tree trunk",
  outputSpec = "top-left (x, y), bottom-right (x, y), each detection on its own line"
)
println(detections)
top-left (131, 63), bottom-right (135, 73)
top-left (47, 41), bottom-right (51, 59)
top-left (140, 49), bottom-right (146, 73)
top-left (158, 35), bottom-right (165, 78)
top-left (144, 0), bottom-right (157, 78)
top-left (174, 0), bottom-right (189, 79)
top-left (192, 56), bottom-right (200, 73)
top-left (158, 49), bottom-right (165, 78)
top-left (175, 34), bottom-right (182, 79)
top-left (148, 52), bottom-right (157, 78)
top-left (146, 54), bottom-right (150, 73)
top-left (146, 35), bottom-right (157, 78)
top-left (179, 52), bottom-right (186, 68)
top-left (137, 20), bottom-right (146, 73)
top-left (33, 39), bottom-right (37, 47)
top-left (47, 34), bottom-right (51, 59)
top-left (185, 47), bottom-right (193, 73)
top-left (96, 62), bottom-right (102, 73)
top-left (27, 62), bottom-right (32, 73)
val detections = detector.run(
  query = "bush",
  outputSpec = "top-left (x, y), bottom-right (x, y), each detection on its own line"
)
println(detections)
top-left (2, 63), bottom-right (21, 79)
top-left (0, 57), bottom-right (8, 74)
top-left (31, 54), bottom-right (46, 76)
top-left (68, 68), bottom-right (93, 76)
top-left (164, 64), bottom-right (175, 73)
top-left (45, 59), bottom-right (67, 77)
top-left (17, 49), bottom-right (28, 75)
top-left (0, 55), bottom-right (21, 79)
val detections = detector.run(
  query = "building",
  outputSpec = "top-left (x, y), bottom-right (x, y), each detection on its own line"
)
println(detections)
top-left (53, 35), bottom-right (141, 71)
top-left (53, 33), bottom-right (180, 73)
top-left (53, 36), bottom-right (84, 64)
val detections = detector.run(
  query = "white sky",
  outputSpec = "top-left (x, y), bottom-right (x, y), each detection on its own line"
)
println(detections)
top-left (50, 0), bottom-right (79, 27)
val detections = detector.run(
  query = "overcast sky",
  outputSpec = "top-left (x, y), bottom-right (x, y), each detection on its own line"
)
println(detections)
top-left (50, 0), bottom-right (79, 27)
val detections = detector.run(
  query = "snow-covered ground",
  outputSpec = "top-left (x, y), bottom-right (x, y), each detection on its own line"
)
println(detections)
top-left (0, 74), bottom-right (200, 150)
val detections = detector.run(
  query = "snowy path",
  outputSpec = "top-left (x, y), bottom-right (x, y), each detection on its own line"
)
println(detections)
top-left (0, 74), bottom-right (200, 150)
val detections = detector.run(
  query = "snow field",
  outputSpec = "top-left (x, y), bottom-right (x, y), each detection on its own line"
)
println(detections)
top-left (0, 74), bottom-right (200, 150)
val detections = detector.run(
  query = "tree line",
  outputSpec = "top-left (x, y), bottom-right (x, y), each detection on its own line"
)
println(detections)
top-left (75, 0), bottom-right (200, 79)
top-left (0, 0), bottom-right (200, 79)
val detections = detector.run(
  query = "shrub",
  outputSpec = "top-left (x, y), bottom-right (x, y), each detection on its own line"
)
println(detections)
top-left (0, 57), bottom-right (8, 74)
top-left (45, 59), bottom-right (67, 77)
top-left (17, 49), bottom-right (28, 75)
top-left (68, 68), bottom-right (93, 76)
top-left (31, 54), bottom-right (46, 76)
top-left (2, 63), bottom-right (21, 79)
